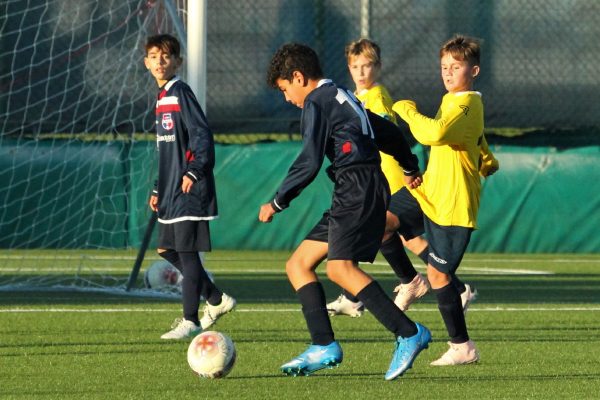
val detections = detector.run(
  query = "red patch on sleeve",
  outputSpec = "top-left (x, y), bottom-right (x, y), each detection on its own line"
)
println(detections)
top-left (186, 150), bottom-right (195, 162)
top-left (342, 141), bottom-right (352, 154)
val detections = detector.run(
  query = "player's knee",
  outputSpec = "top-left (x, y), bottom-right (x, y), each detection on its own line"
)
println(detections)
top-left (427, 265), bottom-right (450, 289)
top-left (325, 265), bottom-right (340, 284)
top-left (285, 257), bottom-right (306, 278)
top-left (325, 262), bottom-right (349, 285)
top-left (382, 230), bottom-right (394, 243)
top-left (385, 211), bottom-right (400, 233)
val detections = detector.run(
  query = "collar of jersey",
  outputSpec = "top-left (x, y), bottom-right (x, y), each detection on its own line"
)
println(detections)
top-left (161, 76), bottom-right (180, 92)
top-left (317, 78), bottom-right (333, 87)
top-left (453, 90), bottom-right (482, 97)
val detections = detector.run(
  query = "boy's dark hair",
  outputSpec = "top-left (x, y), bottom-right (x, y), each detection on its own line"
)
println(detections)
top-left (267, 43), bottom-right (323, 88)
top-left (345, 38), bottom-right (381, 68)
top-left (145, 34), bottom-right (181, 58)
top-left (440, 35), bottom-right (481, 66)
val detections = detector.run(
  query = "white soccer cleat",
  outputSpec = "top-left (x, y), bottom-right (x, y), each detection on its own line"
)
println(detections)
top-left (461, 283), bottom-right (478, 312)
top-left (326, 294), bottom-right (364, 317)
top-left (430, 340), bottom-right (480, 366)
top-left (160, 318), bottom-right (201, 340)
top-left (393, 272), bottom-right (430, 311)
top-left (200, 293), bottom-right (236, 329)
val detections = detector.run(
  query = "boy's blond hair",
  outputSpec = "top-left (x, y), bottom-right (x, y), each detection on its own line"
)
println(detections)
top-left (440, 35), bottom-right (481, 66)
top-left (345, 38), bottom-right (381, 68)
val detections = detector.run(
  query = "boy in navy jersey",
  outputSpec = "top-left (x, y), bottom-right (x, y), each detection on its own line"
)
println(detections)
top-left (145, 34), bottom-right (235, 339)
top-left (259, 43), bottom-right (431, 380)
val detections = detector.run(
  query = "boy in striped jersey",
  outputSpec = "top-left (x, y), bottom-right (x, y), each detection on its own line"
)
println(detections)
top-left (145, 34), bottom-right (235, 340)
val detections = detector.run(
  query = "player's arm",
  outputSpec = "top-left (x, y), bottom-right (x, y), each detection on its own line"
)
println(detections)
top-left (178, 86), bottom-right (215, 191)
top-left (392, 97), bottom-right (472, 146)
top-left (262, 101), bottom-right (327, 219)
top-left (479, 134), bottom-right (499, 177)
top-left (367, 110), bottom-right (420, 177)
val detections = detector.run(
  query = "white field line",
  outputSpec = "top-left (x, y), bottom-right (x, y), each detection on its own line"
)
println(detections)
top-left (370, 261), bottom-right (553, 275)
top-left (0, 254), bottom-right (599, 264)
top-left (1, 262), bottom-right (556, 275)
top-left (0, 267), bottom-right (553, 275)
top-left (1, 306), bottom-right (600, 313)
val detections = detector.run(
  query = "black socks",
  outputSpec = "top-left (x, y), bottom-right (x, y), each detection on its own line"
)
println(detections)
top-left (297, 282), bottom-right (335, 346)
top-left (434, 283), bottom-right (469, 343)
top-left (356, 281), bottom-right (417, 338)
top-left (162, 251), bottom-right (221, 325)
top-left (380, 234), bottom-right (418, 284)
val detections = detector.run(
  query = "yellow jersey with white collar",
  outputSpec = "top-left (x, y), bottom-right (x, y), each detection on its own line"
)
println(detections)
top-left (393, 91), bottom-right (486, 228)
top-left (356, 84), bottom-right (405, 193)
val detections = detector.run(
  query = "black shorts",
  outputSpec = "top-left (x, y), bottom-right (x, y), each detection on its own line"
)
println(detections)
top-left (158, 220), bottom-right (211, 252)
top-left (388, 187), bottom-right (425, 240)
top-left (388, 187), bottom-right (472, 274)
top-left (305, 164), bottom-right (389, 263)
top-left (423, 217), bottom-right (472, 274)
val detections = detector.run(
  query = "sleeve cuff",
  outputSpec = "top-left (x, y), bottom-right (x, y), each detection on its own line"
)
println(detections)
top-left (185, 171), bottom-right (199, 182)
top-left (271, 198), bottom-right (284, 212)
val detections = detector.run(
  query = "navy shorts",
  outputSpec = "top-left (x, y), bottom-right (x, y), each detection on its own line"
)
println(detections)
top-left (305, 164), bottom-right (389, 263)
top-left (388, 187), bottom-right (472, 274)
top-left (423, 217), bottom-right (472, 274)
top-left (158, 220), bottom-right (211, 252)
top-left (388, 187), bottom-right (425, 240)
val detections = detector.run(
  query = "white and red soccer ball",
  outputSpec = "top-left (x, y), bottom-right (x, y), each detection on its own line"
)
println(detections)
top-left (144, 256), bottom-right (214, 290)
top-left (187, 331), bottom-right (236, 378)
top-left (143, 260), bottom-right (182, 289)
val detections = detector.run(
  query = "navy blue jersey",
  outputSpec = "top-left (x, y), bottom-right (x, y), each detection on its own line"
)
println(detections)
top-left (271, 79), bottom-right (419, 212)
top-left (153, 76), bottom-right (218, 223)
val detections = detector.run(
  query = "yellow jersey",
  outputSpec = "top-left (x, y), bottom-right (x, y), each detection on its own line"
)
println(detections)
top-left (356, 84), bottom-right (405, 193)
top-left (393, 91), bottom-right (493, 228)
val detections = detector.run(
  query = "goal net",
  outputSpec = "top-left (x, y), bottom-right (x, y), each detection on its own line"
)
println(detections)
top-left (0, 0), bottom-right (190, 296)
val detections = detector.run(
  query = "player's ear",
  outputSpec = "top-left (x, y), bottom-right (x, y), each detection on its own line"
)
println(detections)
top-left (143, 56), bottom-right (150, 69)
top-left (292, 70), bottom-right (306, 86)
top-left (471, 65), bottom-right (480, 78)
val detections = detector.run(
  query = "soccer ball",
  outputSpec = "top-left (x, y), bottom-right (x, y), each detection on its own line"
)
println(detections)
top-left (143, 260), bottom-right (182, 289)
top-left (144, 255), bottom-right (215, 290)
top-left (187, 331), bottom-right (236, 378)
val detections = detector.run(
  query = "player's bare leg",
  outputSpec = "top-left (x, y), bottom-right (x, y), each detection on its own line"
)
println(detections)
top-left (285, 240), bottom-right (327, 290)
top-left (280, 240), bottom-right (343, 376)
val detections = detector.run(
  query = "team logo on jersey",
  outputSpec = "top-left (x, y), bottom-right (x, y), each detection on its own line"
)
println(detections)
top-left (162, 113), bottom-right (174, 130)
top-left (459, 105), bottom-right (470, 116)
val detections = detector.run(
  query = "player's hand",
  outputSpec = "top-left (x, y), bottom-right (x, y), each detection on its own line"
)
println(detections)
top-left (259, 203), bottom-right (276, 223)
top-left (149, 195), bottom-right (158, 212)
top-left (485, 165), bottom-right (499, 177)
top-left (182, 175), bottom-right (194, 193)
top-left (404, 171), bottom-right (423, 189)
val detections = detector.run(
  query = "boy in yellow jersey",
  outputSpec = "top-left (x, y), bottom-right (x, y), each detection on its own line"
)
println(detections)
top-left (327, 38), bottom-right (431, 317)
top-left (388, 35), bottom-right (499, 365)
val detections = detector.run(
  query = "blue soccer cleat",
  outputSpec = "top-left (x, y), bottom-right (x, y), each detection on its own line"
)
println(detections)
top-left (385, 322), bottom-right (432, 381)
top-left (280, 341), bottom-right (343, 376)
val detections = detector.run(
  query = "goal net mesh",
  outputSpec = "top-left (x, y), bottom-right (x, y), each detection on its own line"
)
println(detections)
top-left (0, 0), bottom-right (189, 296)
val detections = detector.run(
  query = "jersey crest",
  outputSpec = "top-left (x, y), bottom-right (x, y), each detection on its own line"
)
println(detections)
top-left (162, 113), bottom-right (174, 130)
